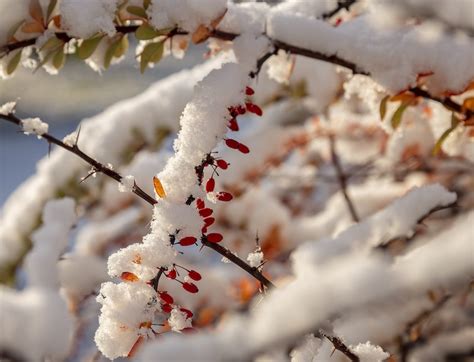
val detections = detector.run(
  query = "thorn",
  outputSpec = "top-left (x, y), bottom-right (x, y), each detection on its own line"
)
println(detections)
top-left (75, 123), bottom-right (82, 146)
top-left (48, 141), bottom-right (52, 157)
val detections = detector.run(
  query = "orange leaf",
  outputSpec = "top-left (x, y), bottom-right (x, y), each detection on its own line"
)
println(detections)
top-left (389, 92), bottom-right (416, 103)
top-left (29, 0), bottom-right (44, 25)
top-left (52, 14), bottom-right (61, 28)
top-left (153, 176), bottom-right (166, 198)
top-left (121, 271), bottom-right (139, 282)
top-left (192, 24), bottom-right (211, 44)
top-left (127, 336), bottom-right (144, 358)
top-left (210, 9), bottom-right (227, 28)
top-left (462, 97), bottom-right (474, 112)
top-left (21, 21), bottom-right (44, 34)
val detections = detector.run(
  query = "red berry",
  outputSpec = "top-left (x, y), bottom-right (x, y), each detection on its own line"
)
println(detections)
top-left (196, 198), bottom-right (205, 209)
top-left (246, 102), bottom-right (263, 116)
top-left (206, 233), bottom-right (223, 243)
top-left (225, 139), bottom-right (240, 150)
top-left (228, 118), bottom-right (239, 131)
top-left (179, 236), bottom-right (197, 246)
top-left (201, 226), bottom-right (208, 234)
top-left (183, 282), bottom-right (199, 293)
top-left (238, 143), bottom-right (250, 154)
top-left (166, 269), bottom-right (177, 279)
top-left (246, 86), bottom-right (255, 95)
top-left (199, 208), bottom-right (213, 218)
top-left (180, 308), bottom-right (193, 319)
top-left (159, 291), bottom-right (174, 304)
top-left (217, 192), bottom-right (233, 202)
top-left (206, 178), bottom-right (215, 193)
top-left (162, 304), bottom-right (172, 313)
top-left (188, 270), bottom-right (202, 281)
top-left (203, 217), bottom-right (215, 226)
top-left (216, 160), bottom-right (228, 170)
top-left (237, 105), bottom-right (246, 115)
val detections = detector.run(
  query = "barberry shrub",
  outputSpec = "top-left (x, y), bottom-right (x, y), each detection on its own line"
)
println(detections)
top-left (0, 1), bottom-right (473, 361)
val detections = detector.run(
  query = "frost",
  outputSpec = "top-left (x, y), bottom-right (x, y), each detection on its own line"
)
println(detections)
top-left (21, 117), bottom-right (49, 138)
top-left (267, 50), bottom-right (294, 85)
top-left (247, 247), bottom-right (264, 268)
top-left (118, 175), bottom-right (135, 193)
top-left (62, 131), bottom-right (77, 147)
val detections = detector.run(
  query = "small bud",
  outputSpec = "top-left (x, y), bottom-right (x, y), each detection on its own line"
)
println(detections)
top-left (166, 269), bottom-right (177, 279)
top-left (203, 217), bottom-right (215, 226)
top-left (246, 102), bottom-right (263, 116)
top-left (228, 118), bottom-right (239, 131)
top-left (246, 86), bottom-right (255, 95)
top-left (216, 160), bottom-right (228, 170)
top-left (196, 198), bottom-right (205, 209)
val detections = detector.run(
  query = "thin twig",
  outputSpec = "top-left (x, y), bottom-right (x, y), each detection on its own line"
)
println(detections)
top-left (321, 0), bottom-right (358, 20)
top-left (319, 329), bottom-right (360, 362)
top-left (0, 112), bottom-right (274, 290)
top-left (328, 135), bottom-right (360, 222)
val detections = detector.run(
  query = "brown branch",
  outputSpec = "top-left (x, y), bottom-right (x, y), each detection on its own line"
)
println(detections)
top-left (321, 0), bottom-right (358, 20)
top-left (0, 112), bottom-right (274, 290)
top-left (328, 135), bottom-right (360, 222)
top-left (319, 329), bottom-right (360, 362)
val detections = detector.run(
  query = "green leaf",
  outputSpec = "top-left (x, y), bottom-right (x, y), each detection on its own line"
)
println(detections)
top-left (390, 102), bottom-right (409, 129)
top-left (46, 0), bottom-right (58, 20)
top-left (6, 20), bottom-right (25, 41)
top-left (140, 41), bottom-right (164, 73)
top-left (52, 48), bottom-right (65, 70)
top-left (114, 35), bottom-right (129, 58)
top-left (135, 23), bottom-right (161, 40)
top-left (104, 36), bottom-right (124, 69)
top-left (34, 50), bottom-right (55, 72)
top-left (126, 5), bottom-right (147, 18)
top-left (432, 113), bottom-right (462, 156)
top-left (6, 50), bottom-right (22, 75)
top-left (379, 95), bottom-right (389, 121)
top-left (40, 36), bottom-right (63, 52)
top-left (77, 35), bottom-right (104, 60)
top-left (143, 0), bottom-right (151, 9)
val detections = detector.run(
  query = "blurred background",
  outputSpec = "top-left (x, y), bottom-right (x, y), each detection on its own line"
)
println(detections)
top-left (0, 47), bottom-right (204, 205)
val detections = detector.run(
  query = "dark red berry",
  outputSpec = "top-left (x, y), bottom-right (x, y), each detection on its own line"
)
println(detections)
top-left (203, 217), bottom-right (215, 226)
top-left (166, 269), bottom-right (177, 279)
top-left (206, 178), bottom-right (215, 193)
top-left (183, 282), bottom-right (199, 293)
top-left (246, 86), bottom-right (255, 95)
top-left (196, 198), bottom-right (205, 209)
top-left (246, 102), bottom-right (263, 116)
top-left (228, 118), bottom-right (239, 131)
top-left (199, 208), bottom-right (213, 218)
top-left (225, 139), bottom-right (240, 150)
top-left (188, 270), bottom-right (202, 281)
top-left (217, 192), bottom-right (233, 202)
top-left (201, 226), bottom-right (208, 234)
top-left (238, 143), bottom-right (250, 154)
top-left (206, 233), bottom-right (223, 243)
top-left (216, 160), bottom-right (228, 169)
top-left (237, 105), bottom-right (246, 115)
top-left (180, 308), bottom-right (193, 319)
top-left (179, 236), bottom-right (197, 246)
top-left (162, 304), bottom-right (172, 313)
top-left (159, 291), bottom-right (174, 305)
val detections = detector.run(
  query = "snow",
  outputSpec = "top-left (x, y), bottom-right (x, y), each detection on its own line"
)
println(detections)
top-left (0, 101), bottom-right (16, 115)
top-left (147, 0), bottom-right (227, 33)
top-left (21, 117), bottom-right (49, 138)
top-left (168, 308), bottom-right (192, 332)
top-left (0, 0), bottom-right (29, 46)
top-left (351, 341), bottom-right (390, 362)
top-left (60, 0), bottom-right (119, 39)
top-left (247, 247), bottom-right (264, 268)
top-left (118, 175), bottom-right (135, 193)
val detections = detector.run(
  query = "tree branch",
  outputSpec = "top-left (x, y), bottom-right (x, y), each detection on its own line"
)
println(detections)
top-left (328, 135), bottom-right (360, 223)
top-left (319, 329), bottom-right (360, 362)
top-left (0, 112), bottom-right (274, 290)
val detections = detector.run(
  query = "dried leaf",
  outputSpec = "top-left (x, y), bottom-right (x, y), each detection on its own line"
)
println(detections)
top-left (143, 0), bottom-right (151, 10)
top-left (6, 50), bottom-right (22, 75)
top-left (29, 0), bottom-right (44, 25)
top-left (21, 21), bottom-right (44, 34)
top-left (153, 176), bottom-right (166, 198)
top-left (390, 92), bottom-right (416, 103)
top-left (432, 113), bottom-right (460, 156)
top-left (379, 95), bottom-right (389, 120)
top-left (6, 20), bottom-right (25, 42)
top-left (391, 102), bottom-right (409, 129)
top-left (462, 97), bottom-right (474, 112)
top-left (210, 9), bottom-right (227, 28)
top-left (192, 24), bottom-right (211, 44)
top-left (140, 41), bottom-right (164, 73)
top-left (52, 14), bottom-right (61, 28)
top-left (127, 336), bottom-right (144, 357)
top-left (120, 271), bottom-right (139, 282)
top-left (77, 35), bottom-right (104, 60)
top-left (126, 5), bottom-right (147, 18)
